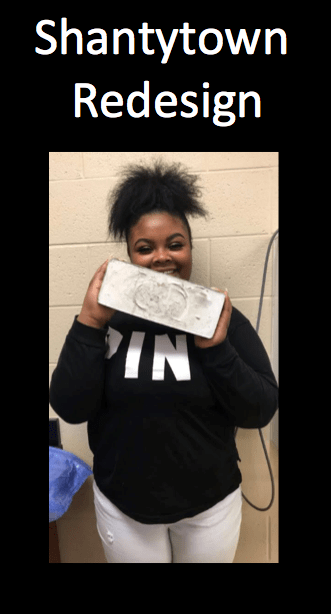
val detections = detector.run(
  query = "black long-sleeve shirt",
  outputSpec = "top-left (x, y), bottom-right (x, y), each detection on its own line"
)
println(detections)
top-left (49, 307), bottom-right (278, 524)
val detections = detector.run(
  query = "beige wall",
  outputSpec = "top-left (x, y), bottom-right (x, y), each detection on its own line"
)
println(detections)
top-left (49, 151), bottom-right (279, 563)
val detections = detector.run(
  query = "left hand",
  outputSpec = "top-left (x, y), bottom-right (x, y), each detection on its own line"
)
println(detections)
top-left (194, 289), bottom-right (232, 349)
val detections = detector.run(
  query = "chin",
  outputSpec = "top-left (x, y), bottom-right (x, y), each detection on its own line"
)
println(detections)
top-left (179, 271), bottom-right (191, 281)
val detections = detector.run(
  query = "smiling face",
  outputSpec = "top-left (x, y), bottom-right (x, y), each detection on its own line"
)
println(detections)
top-left (127, 212), bottom-right (193, 281)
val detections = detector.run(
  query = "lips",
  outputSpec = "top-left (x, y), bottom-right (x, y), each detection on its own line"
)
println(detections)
top-left (157, 269), bottom-right (178, 275)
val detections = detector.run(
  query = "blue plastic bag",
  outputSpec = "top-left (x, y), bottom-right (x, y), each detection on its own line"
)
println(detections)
top-left (49, 447), bottom-right (93, 522)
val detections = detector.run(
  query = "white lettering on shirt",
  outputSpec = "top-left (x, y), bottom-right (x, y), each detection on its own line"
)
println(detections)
top-left (106, 329), bottom-right (191, 381)
top-left (152, 334), bottom-right (191, 381)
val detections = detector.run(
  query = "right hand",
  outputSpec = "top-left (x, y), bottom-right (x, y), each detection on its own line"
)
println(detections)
top-left (78, 260), bottom-right (115, 329)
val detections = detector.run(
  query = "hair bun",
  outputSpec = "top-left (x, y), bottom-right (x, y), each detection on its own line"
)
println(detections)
top-left (107, 159), bottom-right (207, 241)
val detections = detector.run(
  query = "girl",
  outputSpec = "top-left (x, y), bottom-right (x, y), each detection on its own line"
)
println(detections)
top-left (50, 160), bottom-right (278, 563)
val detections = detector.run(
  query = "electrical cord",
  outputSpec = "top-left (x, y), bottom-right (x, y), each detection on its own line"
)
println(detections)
top-left (234, 229), bottom-right (279, 512)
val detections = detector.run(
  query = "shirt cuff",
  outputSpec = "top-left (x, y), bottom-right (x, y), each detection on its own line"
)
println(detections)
top-left (68, 315), bottom-right (108, 348)
top-left (195, 337), bottom-right (238, 366)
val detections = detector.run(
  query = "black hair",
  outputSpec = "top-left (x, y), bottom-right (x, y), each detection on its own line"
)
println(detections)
top-left (107, 159), bottom-right (208, 247)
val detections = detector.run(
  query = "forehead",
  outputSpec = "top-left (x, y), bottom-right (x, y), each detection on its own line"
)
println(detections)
top-left (129, 212), bottom-right (188, 240)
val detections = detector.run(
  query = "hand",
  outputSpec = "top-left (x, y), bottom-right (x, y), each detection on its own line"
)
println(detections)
top-left (194, 289), bottom-right (232, 349)
top-left (78, 260), bottom-right (116, 329)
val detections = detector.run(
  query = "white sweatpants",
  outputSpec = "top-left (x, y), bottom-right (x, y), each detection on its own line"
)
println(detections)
top-left (93, 480), bottom-right (242, 563)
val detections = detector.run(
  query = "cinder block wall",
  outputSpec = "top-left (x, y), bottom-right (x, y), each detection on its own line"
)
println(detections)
top-left (49, 152), bottom-right (279, 563)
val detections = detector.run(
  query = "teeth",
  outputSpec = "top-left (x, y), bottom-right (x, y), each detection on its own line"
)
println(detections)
top-left (163, 270), bottom-right (177, 275)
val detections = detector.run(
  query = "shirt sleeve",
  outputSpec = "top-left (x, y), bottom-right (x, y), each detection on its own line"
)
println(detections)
top-left (196, 317), bottom-right (279, 429)
top-left (49, 317), bottom-right (108, 425)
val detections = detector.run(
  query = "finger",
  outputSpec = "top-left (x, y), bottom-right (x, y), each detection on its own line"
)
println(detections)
top-left (222, 295), bottom-right (232, 327)
top-left (96, 259), bottom-right (109, 272)
top-left (90, 260), bottom-right (109, 287)
top-left (225, 290), bottom-right (231, 302)
top-left (99, 259), bottom-right (110, 277)
top-left (211, 287), bottom-right (228, 296)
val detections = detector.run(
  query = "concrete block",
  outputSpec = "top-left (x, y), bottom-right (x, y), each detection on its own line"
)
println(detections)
top-left (88, 242), bottom-right (129, 278)
top-left (190, 239), bottom-right (210, 286)
top-left (190, 169), bottom-right (271, 238)
top-left (83, 151), bottom-right (214, 178)
top-left (82, 152), bottom-right (278, 178)
top-left (49, 177), bottom-right (116, 245)
top-left (49, 307), bottom-right (80, 363)
top-left (49, 246), bottom-right (90, 306)
top-left (199, 152), bottom-right (278, 171)
top-left (210, 236), bottom-right (273, 298)
top-left (98, 259), bottom-right (225, 338)
top-left (270, 168), bottom-right (279, 232)
top-left (49, 152), bottom-right (84, 181)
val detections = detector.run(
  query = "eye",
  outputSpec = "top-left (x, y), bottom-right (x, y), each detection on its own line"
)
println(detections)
top-left (137, 243), bottom-right (183, 254)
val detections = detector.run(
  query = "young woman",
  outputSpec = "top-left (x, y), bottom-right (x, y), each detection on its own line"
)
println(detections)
top-left (49, 160), bottom-right (278, 563)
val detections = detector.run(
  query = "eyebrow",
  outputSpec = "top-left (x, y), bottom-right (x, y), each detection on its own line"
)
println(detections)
top-left (134, 233), bottom-right (186, 248)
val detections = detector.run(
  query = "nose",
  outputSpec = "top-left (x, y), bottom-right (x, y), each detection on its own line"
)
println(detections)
top-left (152, 246), bottom-right (172, 265)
